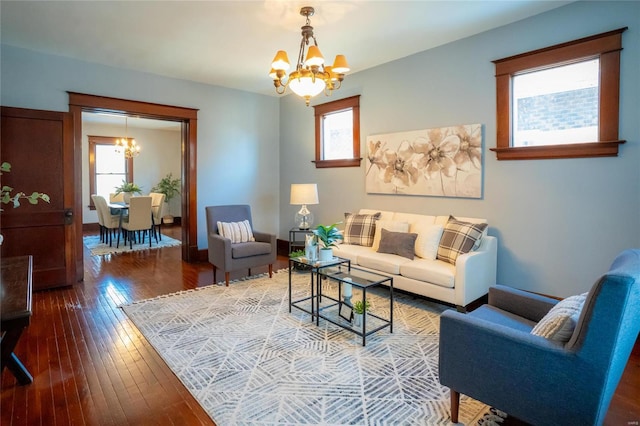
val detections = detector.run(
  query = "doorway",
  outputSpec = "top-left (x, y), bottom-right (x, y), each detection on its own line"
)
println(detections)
top-left (69, 93), bottom-right (199, 281)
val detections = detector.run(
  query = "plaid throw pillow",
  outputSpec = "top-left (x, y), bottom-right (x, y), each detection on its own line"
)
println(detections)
top-left (343, 212), bottom-right (381, 246)
top-left (436, 216), bottom-right (487, 265)
top-left (217, 220), bottom-right (255, 243)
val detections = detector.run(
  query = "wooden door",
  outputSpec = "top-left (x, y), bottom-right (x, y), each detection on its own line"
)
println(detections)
top-left (1, 106), bottom-right (77, 290)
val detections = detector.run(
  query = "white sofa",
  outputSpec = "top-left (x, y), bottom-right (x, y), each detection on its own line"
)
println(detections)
top-left (334, 209), bottom-right (497, 310)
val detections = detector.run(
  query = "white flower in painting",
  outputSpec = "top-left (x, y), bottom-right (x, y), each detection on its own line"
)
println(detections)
top-left (381, 142), bottom-right (419, 189)
top-left (453, 125), bottom-right (482, 171)
top-left (413, 128), bottom-right (459, 179)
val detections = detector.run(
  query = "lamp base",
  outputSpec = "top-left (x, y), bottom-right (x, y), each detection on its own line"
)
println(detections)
top-left (295, 208), bottom-right (314, 230)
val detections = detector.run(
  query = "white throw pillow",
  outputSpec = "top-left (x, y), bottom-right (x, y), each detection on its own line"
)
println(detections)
top-left (411, 222), bottom-right (444, 260)
top-left (372, 220), bottom-right (410, 251)
top-left (531, 292), bottom-right (588, 342)
top-left (217, 220), bottom-right (255, 243)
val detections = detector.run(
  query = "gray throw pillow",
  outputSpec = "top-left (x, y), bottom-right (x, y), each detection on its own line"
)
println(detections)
top-left (376, 228), bottom-right (418, 260)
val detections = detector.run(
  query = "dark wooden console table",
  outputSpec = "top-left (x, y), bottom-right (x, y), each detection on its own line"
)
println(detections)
top-left (1, 255), bottom-right (34, 385)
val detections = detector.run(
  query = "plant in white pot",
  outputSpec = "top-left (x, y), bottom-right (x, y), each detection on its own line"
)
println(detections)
top-left (313, 222), bottom-right (342, 262)
top-left (352, 299), bottom-right (371, 328)
top-left (151, 173), bottom-right (181, 224)
top-left (114, 181), bottom-right (142, 204)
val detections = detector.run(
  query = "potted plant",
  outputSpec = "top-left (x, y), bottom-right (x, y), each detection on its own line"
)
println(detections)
top-left (352, 299), bottom-right (371, 327)
top-left (313, 222), bottom-right (342, 262)
top-left (151, 173), bottom-right (181, 223)
top-left (114, 180), bottom-right (142, 204)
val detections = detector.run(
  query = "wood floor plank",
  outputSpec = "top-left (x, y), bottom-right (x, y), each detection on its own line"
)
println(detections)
top-left (2, 225), bottom-right (638, 425)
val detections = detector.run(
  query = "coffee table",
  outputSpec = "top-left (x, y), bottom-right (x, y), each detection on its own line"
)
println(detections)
top-left (288, 256), bottom-right (350, 321)
top-left (317, 265), bottom-right (393, 346)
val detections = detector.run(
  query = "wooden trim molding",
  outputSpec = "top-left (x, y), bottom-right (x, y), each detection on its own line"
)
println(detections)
top-left (491, 27), bottom-right (627, 160)
top-left (68, 92), bottom-right (199, 268)
top-left (313, 95), bottom-right (361, 168)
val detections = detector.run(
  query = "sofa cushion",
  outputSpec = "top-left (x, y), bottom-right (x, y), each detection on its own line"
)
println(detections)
top-left (372, 220), bottom-right (410, 251)
top-left (231, 241), bottom-right (271, 258)
top-left (333, 244), bottom-right (372, 263)
top-left (357, 251), bottom-right (412, 275)
top-left (411, 222), bottom-right (444, 260)
top-left (377, 229), bottom-right (418, 260)
top-left (399, 258), bottom-right (456, 288)
top-left (217, 219), bottom-right (255, 243)
top-left (343, 212), bottom-right (381, 246)
top-left (437, 216), bottom-right (488, 265)
top-left (359, 209), bottom-right (395, 222)
top-left (531, 293), bottom-right (588, 342)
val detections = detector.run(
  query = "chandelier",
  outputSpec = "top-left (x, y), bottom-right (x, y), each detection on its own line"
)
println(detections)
top-left (114, 116), bottom-right (140, 159)
top-left (269, 6), bottom-right (350, 106)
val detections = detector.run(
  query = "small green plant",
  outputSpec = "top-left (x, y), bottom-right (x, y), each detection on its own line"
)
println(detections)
top-left (151, 173), bottom-right (181, 202)
top-left (1, 162), bottom-right (50, 210)
top-left (353, 300), bottom-right (371, 315)
top-left (313, 222), bottom-right (343, 249)
top-left (289, 249), bottom-right (305, 258)
top-left (114, 180), bottom-right (143, 195)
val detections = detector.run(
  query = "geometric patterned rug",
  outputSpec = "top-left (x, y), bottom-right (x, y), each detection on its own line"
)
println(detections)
top-left (83, 234), bottom-right (181, 256)
top-left (121, 271), bottom-right (490, 425)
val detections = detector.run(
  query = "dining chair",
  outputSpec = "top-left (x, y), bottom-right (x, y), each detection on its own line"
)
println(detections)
top-left (110, 192), bottom-right (125, 203)
top-left (118, 196), bottom-right (153, 249)
top-left (149, 192), bottom-right (166, 242)
top-left (93, 195), bottom-right (121, 247)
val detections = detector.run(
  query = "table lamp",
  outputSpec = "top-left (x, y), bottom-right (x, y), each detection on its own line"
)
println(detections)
top-left (290, 183), bottom-right (319, 230)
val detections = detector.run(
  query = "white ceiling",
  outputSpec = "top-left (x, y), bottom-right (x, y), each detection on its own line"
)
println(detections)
top-left (2, 0), bottom-right (573, 99)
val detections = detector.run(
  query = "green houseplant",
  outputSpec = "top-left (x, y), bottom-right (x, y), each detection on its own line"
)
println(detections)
top-left (114, 180), bottom-right (143, 204)
top-left (313, 222), bottom-right (343, 261)
top-left (151, 173), bottom-right (181, 223)
top-left (352, 299), bottom-right (371, 328)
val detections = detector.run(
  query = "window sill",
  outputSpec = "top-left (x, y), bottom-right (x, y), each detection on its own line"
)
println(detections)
top-left (312, 158), bottom-right (362, 168)
top-left (490, 141), bottom-right (625, 160)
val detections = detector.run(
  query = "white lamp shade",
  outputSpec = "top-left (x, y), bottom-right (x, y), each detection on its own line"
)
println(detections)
top-left (290, 184), bottom-right (319, 205)
top-left (288, 70), bottom-right (326, 98)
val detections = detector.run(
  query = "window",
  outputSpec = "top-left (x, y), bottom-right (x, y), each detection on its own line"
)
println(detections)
top-left (491, 27), bottom-right (626, 160)
top-left (313, 95), bottom-right (361, 168)
top-left (89, 135), bottom-right (133, 208)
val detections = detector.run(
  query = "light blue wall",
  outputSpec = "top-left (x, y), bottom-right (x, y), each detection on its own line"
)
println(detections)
top-left (0, 45), bottom-right (281, 248)
top-left (279, 1), bottom-right (640, 297)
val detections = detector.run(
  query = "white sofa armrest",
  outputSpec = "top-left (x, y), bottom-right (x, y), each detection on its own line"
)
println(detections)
top-left (454, 235), bottom-right (497, 308)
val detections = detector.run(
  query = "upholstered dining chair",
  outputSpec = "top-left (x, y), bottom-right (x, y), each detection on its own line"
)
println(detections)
top-left (439, 249), bottom-right (640, 426)
top-left (149, 192), bottom-right (166, 242)
top-left (92, 194), bottom-right (121, 247)
top-left (205, 205), bottom-right (276, 286)
top-left (118, 196), bottom-right (153, 249)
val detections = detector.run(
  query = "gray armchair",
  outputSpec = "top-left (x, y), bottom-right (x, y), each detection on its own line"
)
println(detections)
top-left (205, 205), bottom-right (276, 286)
top-left (439, 249), bottom-right (640, 425)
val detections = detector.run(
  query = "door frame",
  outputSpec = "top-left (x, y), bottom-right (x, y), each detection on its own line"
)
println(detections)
top-left (68, 92), bottom-right (199, 279)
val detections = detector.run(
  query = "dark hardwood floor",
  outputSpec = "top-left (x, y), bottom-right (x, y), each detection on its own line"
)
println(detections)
top-left (2, 226), bottom-right (639, 425)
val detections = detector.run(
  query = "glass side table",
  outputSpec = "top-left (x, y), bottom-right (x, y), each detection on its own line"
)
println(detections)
top-left (288, 256), bottom-right (350, 321)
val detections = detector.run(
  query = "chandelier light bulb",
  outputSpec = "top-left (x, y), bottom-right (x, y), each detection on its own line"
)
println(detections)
top-left (269, 6), bottom-right (349, 106)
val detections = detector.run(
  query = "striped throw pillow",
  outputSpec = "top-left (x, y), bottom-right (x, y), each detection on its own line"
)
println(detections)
top-left (436, 216), bottom-right (487, 265)
top-left (343, 212), bottom-right (381, 247)
top-left (217, 220), bottom-right (255, 243)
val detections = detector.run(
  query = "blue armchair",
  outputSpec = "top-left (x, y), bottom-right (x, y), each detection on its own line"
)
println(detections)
top-left (439, 249), bottom-right (640, 425)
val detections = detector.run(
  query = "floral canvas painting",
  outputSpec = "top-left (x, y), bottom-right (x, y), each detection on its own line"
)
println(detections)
top-left (366, 124), bottom-right (483, 198)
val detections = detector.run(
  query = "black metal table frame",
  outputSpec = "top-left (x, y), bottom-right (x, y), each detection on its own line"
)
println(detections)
top-left (288, 256), bottom-right (351, 321)
top-left (316, 265), bottom-right (394, 346)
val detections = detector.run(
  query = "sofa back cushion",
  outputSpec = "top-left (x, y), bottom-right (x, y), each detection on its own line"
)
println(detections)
top-left (343, 212), bottom-right (381, 246)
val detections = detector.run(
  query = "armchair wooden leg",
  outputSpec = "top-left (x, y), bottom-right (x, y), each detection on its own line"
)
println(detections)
top-left (268, 264), bottom-right (273, 278)
top-left (225, 272), bottom-right (230, 287)
top-left (450, 389), bottom-right (460, 423)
